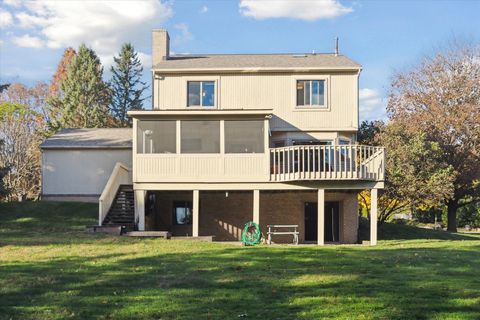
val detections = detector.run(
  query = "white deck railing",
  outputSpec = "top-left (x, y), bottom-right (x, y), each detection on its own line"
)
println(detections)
top-left (269, 145), bottom-right (385, 182)
top-left (98, 162), bottom-right (132, 225)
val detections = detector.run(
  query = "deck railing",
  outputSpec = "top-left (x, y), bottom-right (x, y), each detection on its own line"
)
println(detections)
top-left (269, 145), bottom-right (385, 182)
top-left (98, 162), bottom-right (132, 225)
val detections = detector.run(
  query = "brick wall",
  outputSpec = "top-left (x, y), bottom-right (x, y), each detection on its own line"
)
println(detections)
top-left (145, 190), bottom-right (359, 244)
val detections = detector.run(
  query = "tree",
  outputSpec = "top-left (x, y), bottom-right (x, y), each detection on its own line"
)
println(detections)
top-left (46, 48), bottom-right (76, 129)
top-left (0, 84), bottom-right (11, 200)
top-left (48, 44), bottom-right (111, 129)
top-left (358, 120), bottom-right (383, 146)
top-left (49, 47), bottom-right (76, 96)
top-left (0, 102), bottom-right (44, 201)
top-left (358, 121), bottom-right (455, 223)
top-left (0, 82), bottom-right (48, 115)
top-left (0, 84), bottom-right (10, 93)
top-left (387, 43), bottom-right (480, 231)
top-left (110, 43), bottom-right (147, 127)
top-left (0, 140), bottom-right (10, 200)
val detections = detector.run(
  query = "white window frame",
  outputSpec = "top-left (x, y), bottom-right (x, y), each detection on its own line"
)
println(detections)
top-left (186, 79), bottom-right (218, 109)
top-left (292, 75), bottom-right (330, 111)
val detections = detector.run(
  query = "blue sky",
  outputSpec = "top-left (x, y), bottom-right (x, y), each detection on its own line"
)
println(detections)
top-left (1, 0), bottom-right (479, 120)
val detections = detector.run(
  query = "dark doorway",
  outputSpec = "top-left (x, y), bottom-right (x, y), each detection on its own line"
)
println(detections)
top-left (304, 202), bottom-right (318, 241)
top-left (304, 201), bottom-right (340, 242)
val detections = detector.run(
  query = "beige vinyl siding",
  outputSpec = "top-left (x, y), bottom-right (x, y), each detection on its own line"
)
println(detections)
top-left (153, 72), bottom-right (358, 131)
top-left (135, 154), bottom-right (269, 183)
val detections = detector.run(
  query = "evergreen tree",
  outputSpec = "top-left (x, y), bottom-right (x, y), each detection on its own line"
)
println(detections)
top-left (110, 43), bottom-right (147, 127)
top-left (48, 44), bottom-right (111, 129)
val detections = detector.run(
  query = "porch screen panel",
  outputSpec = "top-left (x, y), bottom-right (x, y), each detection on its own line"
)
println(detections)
top-left (225, 120), bottom-right (264, 153)
top-left (181, 120), bottom-right (220, 153)
top-left (137, 120), bottom-right (176, 154)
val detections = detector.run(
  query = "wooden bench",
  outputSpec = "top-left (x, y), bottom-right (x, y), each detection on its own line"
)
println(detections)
top-left (267, 224), bottom-right (299, 245)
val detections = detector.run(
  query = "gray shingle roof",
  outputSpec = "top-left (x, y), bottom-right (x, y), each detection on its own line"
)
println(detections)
top-left (40, 128), bottom-right (132, 149)
top-left (153, 54), bottom-right (361, 71)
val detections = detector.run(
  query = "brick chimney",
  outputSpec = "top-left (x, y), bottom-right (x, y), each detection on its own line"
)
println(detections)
top-left (152, 29), bottom-right (169, 67)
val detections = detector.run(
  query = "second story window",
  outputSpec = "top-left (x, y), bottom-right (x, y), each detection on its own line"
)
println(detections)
top-left (296, 80), bottom-right (325, 108)
top-left (187, 81), bottom-right (215, 107)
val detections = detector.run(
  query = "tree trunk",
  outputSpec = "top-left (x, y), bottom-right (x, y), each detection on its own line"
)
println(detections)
top-left (447, 199), bottom-right (458, 232)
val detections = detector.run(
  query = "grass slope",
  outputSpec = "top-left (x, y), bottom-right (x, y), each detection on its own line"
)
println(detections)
top-left (1, 201), bottom-right (479, 320)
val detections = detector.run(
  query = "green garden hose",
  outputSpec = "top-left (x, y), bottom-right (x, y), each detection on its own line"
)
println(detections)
top-left (241, 221), bottom-right (261, 245)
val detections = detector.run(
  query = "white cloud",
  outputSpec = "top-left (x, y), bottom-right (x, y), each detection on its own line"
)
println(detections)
top-left (0, 8), bottom-right (13, 27)
top-left (15, 11), bottom-right (49, 28)
top-left (12, 34), bottom-right (45, 48)
top-left (200, 5), bottom-right (208, 13)
top-left (239, 0), bottom-right (352, 21)
top-left (9, 0), bottom-right (172, 66)
top-left (359, 88), bottom-right (387, 121)
top-left (3, 0), bottom-right (21, 7)
top-left (137, 52), bottom-right (152, 69)
top-left (173, 23), bottom-right (193, 46)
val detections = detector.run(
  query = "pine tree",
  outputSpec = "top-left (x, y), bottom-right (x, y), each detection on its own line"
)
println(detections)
top-left (48, 44), bottom-right (111, 129)
top-left (110, 43), bottom-right (147, 127)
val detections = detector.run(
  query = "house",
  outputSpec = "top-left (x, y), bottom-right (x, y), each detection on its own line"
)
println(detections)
top-left (42, 29), bottom-right (385, 245)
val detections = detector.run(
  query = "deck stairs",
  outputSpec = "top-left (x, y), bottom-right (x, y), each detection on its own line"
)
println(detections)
top-left (102, 184), bottom-right (135, 231)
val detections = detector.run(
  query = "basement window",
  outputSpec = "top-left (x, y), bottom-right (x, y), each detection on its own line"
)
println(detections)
top-left (296, 80), bottom-right (326, 108)
top-left (173, 201), bottom-right (192, 225)
top-left (187, 81), bottom-right (215, 107)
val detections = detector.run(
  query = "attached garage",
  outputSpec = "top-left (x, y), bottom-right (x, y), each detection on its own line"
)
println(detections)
top-left (40, 128), bottom-right (132, 202)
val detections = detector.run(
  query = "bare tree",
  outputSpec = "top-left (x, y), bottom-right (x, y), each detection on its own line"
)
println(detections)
top-left (0, 83), bottom-right (47, 201)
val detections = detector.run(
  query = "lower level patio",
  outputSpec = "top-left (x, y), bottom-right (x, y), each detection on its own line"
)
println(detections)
top-left (140, 190), bottom-right (370, 245)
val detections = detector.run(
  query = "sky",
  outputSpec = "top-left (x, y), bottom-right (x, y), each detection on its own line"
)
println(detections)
top-left (0, 0), bottom-right (479, 121)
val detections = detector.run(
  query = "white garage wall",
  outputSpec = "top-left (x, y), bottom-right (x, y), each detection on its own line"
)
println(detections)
top-left (42, 149), bottom-right (132, 198)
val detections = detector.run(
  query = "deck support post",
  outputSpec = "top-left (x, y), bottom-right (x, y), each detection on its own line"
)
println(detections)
top-left (134, 190), bottom-right (146, 231)
top-left (253, 189), bottom-right (260, 224)
top-left (317, 188), bottom-right (325, 245)
top-left (370, 188), bottom-right (378, 246)
top-left (193, 190), bottom-right (199, 237)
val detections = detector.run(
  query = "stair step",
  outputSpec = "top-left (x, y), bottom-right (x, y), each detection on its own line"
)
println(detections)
top-left (102, 184), bottom-right (135, 227)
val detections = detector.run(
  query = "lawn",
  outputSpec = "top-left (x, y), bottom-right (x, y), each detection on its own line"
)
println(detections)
top-left (1, 202), bottom-right (479, 320)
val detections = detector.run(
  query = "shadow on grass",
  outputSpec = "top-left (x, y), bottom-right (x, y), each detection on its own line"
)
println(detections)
top-left (1, 243), bottom-right (480, 319)
top-left (0, 201), bottom-right (101, 246)
top-left (1, 202), bottom-right (480, 319)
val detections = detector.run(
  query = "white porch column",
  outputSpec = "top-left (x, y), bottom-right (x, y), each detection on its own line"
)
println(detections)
top-left (370, 188), bottom-right (378, 246)
top-left (193, 190), bottom-right (199, 237)
top-left (317, 189), bottom-right (325, 245)
top-left (134, 190), bottom-right (146, 231)
top-left (253, 189), bottom-right (260, 224)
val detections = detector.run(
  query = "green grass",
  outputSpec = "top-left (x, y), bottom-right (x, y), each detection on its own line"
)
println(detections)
top-left (1, 202), bottom-right (480, 320)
